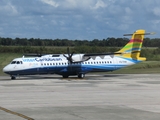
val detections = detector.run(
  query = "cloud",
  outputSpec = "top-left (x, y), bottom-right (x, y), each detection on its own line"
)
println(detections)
top-left (0, 0), bottom-right (160, 40)
top-left (41, 0), bottom-right (59, 7)
top-left (0, 1), bottom-right (18, 16)
top-left (91, 0), bottom-right (107, 9)
top-left (152, 7), bottom-right (160, 17)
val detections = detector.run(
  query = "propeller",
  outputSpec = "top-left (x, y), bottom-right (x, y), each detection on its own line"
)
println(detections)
top-left (63, 47), bottom-right (74, 63)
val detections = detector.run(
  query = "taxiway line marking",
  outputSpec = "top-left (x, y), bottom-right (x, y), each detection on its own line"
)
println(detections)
top-left (0, 106), bottom-right (34, 120)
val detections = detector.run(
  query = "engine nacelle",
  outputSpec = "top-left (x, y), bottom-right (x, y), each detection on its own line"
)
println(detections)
top-left (72, 54), bottom-right (84, 62)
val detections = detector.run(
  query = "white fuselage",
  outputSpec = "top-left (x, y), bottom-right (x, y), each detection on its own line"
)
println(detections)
top-left (3, 54), bottom-right (137, 78)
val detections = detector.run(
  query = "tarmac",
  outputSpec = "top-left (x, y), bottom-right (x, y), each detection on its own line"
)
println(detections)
top-left (0, 74), bottom-right (160, 120)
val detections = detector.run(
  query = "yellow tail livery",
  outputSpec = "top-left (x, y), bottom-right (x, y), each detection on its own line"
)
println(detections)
top-left (117, 29), bottom-right (155, 61)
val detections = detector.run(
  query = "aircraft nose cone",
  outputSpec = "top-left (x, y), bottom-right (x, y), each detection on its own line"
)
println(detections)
top-left (3, 66), bottom-right (9, 73)
top-left (3, 67), bottom-right (7, 72)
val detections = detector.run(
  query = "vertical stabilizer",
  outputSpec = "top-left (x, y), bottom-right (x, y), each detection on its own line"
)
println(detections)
top-left (117, 29), bottom-right (146, 61)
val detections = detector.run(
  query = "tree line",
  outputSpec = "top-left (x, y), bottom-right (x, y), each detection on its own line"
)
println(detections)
top-left (0, 37), bottom-right (160, 47)
top-left (1, 37), bottom-right (160, 61)
top-left (0, 45), bottom-right (160, 61)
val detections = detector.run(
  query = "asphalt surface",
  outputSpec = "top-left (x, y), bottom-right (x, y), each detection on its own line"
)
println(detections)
top-left (0, 74), bottom-right (160, 120)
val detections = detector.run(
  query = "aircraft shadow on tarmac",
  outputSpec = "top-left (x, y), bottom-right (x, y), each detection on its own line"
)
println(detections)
top-left (1, 74), bottom-right (126, 81)
top-left (103, 74), bottom-right (125, 77)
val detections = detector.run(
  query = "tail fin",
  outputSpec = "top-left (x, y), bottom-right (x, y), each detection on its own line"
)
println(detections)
top-left (117, 29), bottom-right (155, 61)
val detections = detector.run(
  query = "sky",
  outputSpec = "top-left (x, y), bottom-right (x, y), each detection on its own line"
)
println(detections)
top-left (0, 0), bottom-right (160, 40)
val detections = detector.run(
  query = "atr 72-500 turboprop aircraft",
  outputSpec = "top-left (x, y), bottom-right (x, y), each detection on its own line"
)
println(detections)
top-left (3, 29), bottom-right (155, 79)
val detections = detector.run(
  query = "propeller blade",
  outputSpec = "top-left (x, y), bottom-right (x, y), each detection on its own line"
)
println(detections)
top-left (70, 52), bottom-right (74, 57)
top-left (64, 47), bottom-right (74, 63)
top-left (63, 54), bottom-right (67, 58)
top-left (67, 47), bottom-right (70, 55)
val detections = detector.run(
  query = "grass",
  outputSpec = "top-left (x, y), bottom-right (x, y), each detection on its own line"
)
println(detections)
top-left (0, 53), bottom-right (160, 76)
top-left (110, 61), bottom-right (160, 74)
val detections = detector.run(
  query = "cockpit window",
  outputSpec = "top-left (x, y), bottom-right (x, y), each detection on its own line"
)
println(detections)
top-left (11, 61), bottom-right (16, 64)
top-left (10, 61), bottom-right (23, 64)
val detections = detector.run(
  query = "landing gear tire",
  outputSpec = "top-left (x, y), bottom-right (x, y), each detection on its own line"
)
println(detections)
top-left (11, 76), bottom-right (16, 80)
top-left (78, 73), bottom-right (85, 78)
top-left (62, 75), bottom-right (69, 78)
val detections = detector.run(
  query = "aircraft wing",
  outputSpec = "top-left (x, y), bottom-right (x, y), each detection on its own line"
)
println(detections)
top-left (83, 52), bottom-right (122, 57)
top-left (83, 51), bottom-right (140, 60)
top-left (23, 54), bottom-right (44, 57)
top-left (82, 52), bottom-right (122, 60)
top-left (83, 50), bottom-right (140, 57)
top-left (23, 54), bottom-right (61, 57)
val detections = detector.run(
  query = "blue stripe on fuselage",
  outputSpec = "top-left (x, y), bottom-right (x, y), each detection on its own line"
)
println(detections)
top-left (4, 64), bottom-right (127, 76)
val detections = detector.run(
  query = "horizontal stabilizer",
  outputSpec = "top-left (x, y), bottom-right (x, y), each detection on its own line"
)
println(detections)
top-left (123, 32), bottom-right (156, 36)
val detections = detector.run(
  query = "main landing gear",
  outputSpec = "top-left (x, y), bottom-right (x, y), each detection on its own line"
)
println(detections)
top-left (78, 73), bottom-right (85, 78)
top-left (62, 73), bottom-right (85, 79)
top-left (11, 75), bottom-right (16, 80)
top-left (62, 74), bottom-right (69, 78)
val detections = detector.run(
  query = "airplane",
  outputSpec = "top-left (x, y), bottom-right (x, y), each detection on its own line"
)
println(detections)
top-left (3, 29), bottom-right (155, 80)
